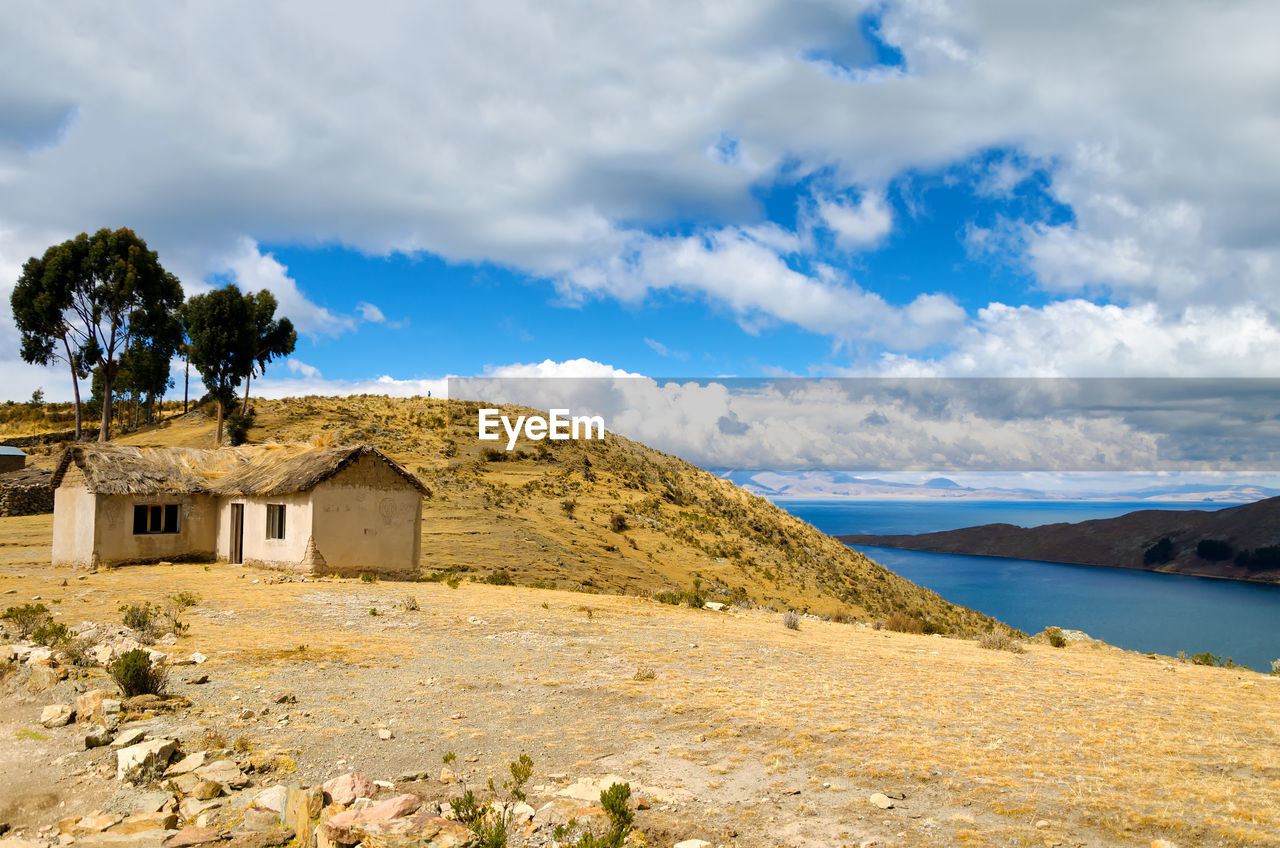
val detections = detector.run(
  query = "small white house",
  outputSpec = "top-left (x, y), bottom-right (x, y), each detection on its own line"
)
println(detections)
top-left (50, 443), bottom-right (426, 577)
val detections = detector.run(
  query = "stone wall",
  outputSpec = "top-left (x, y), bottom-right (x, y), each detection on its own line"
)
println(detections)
top-left (0, 468), bottom-right (53, 516)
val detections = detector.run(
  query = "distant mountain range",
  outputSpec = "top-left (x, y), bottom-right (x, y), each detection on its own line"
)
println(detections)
top-left (841, 496), bottom-right (1280, 583)
top-left (726, 470), bottom-right (1280, 503)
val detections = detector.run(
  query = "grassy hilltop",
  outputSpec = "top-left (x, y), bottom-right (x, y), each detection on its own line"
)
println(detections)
top-left (59, 394), bottom-right (1007, 635)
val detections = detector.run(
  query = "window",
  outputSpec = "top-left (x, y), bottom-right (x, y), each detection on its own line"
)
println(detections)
top-left (266, 504), bottom-right (286, 540)
top-left (133, 504), bottom-right (179, 535)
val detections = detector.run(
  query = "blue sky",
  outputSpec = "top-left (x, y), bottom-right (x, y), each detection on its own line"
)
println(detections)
top-left (3, 1), bottom-right (1280, 402)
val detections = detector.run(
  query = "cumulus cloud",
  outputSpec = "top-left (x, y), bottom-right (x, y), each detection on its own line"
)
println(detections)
top-left (355, 302), bottom-right (385, 323)
top-left (1, 0), bottom-right (1279, 377)
top-left (219, 239), bottom-right (355, 337)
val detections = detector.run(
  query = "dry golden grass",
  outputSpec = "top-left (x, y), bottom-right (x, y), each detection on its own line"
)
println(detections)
top-left (2, 517), bottom-right (1278, 847)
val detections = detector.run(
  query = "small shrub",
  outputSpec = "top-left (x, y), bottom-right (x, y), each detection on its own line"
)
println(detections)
top-left (483, 570), bottom-right (515, 586)
top-left (120, 602), bottom-right (159, 643)
top-left (561, 498), bottom-right (576, 517)
top-left (202, 729), bottom-right (227, 749)
top-left (653, 591), bottom-right (681, 605)
top-left (109, 648), bottom-right (168, 697)
top-left (360, 572), bottom-right (378, 583)
top-left (369, 607), bottom-right (379, 616)
top-left (400, 595), bottom-right (420, 611)
top-left (162, 591), bottom-right (199, 634)
top-left (1045, 626), bottom-right (1068, 648)
top-left (783, 611), bottom-right (801, 630)
top-left (234, 735), bottom-right (254, 753)
top-left (1189, 651), bottom-right (1237, 667)
top-left (3, 603), bottom-right (51, 638)
top-left (225, 409), bottom-right (254, 446)
top-left (63, 636), bottom-right (96, 667)
top-left (978, 632), bottom-right (1026, 653)
top-left (446, 575), bottom-right (461, 589)
top-left (443, 751), bottom-right (456, 764)
top-left (884, 612), bottom-right (925, 634)
top-left (480, 447), bottom-right (507, 462)
top-left (608, 513), bottom-right (628, 533)
top-left (1271, 658), bottom-right (1279, 675)
top-left (633, 665), bottom-right (656, 681)
top-left (32, 621), bottom-right (71, 648)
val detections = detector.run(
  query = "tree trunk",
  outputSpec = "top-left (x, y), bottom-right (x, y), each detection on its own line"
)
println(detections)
top-left (98, 371), bottom-right (113, 442)
top-left (214, 398), bottom-right (224, 446)
top-left (183, 353), bottom-right (189, 414)
top-left (133, 388), bottom-right (141, 430)
top-left (62, 335), bottom-right (82, 442)
top-left (242, 370), bottom-right (252, 416)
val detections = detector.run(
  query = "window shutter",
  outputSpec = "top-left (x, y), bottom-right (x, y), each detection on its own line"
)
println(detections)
top-left (133, 505), bottom-right (148, 534)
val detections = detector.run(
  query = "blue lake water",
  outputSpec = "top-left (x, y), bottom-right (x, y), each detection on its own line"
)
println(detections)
top-left (776, 499), bottom-right (1280, 672)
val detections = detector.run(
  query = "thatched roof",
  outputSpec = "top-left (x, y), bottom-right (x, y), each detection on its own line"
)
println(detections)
top-left (51, 443), bottom-right (427, 497)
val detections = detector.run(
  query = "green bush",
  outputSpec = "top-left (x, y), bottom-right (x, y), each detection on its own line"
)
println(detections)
top-left (120, 602), bottom-right (159, 642)
top-left (483, 570), bottom-right (515, 586)
top-left (110, 648), bottom-right (169, 697)
top-left (3, 603), bottom-right (51, 638)
top-left (884, 612), bottom-right (925, 634)
top-left (783, 611), bottom-right (800, 630)
top-left (32, 621), bottom-right (71, 648)
top-left (1045, 626), bottom-right (1068, 648)
top-left (609, 513), bottom-right (628, 533)
top-left (225, 409), bottom-right (254, 446)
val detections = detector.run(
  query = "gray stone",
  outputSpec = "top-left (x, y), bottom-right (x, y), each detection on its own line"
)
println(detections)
top-left (85, 725), bottom-right (115, 749)
top-left (194, 759), bottom-right (249, 790)
top-left (117, 738), bottom-right (178, 781)
top-left (113, 728), bottom-right (149, 748)
top-left (252, 786), bottom-right (288, 814)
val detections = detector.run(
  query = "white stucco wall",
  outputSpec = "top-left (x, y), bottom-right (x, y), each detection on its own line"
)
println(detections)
top-left (51, 465), bottom-right (95, 567)
top-left (310, 455), bottom-right (422, 578)
top-left (95, 493), bottom-right (217, 566)
top-left (215, 491), bottom-right (314, 573)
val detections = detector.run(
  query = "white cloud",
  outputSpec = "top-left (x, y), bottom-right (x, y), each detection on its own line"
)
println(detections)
top-left (219, 238), bottom-right (355, 337)
top-left (1, 1), bottom-right (1279, 376)
top-left (869, 300), bottom-right (1280, 377)
top-left (286, 358), bottom-right (322, 379)
top-left (814, 191), bottom-right (893, 249)
top-left (355, 302), bottom-right (385, 323)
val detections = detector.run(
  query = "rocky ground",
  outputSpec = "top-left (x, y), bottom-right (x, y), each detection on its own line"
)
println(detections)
top-left (1, 548), bottom-right (1279, 848)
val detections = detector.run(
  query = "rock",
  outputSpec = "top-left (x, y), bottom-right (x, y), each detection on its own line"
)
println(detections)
top-left (162, 828), bottom-right (221, 848)
top-left (165, 752), bottom-right (207, 777)
top-left (28, 664), bottom-right (65, 691)
top-left (395, 770), bottom-right (429, 783)
top-left (556, 775), bottom-right (630, 802)
top-left (191, 781), bottom-right (223, 802)
top-left (41, 703), bottom-right (76, 727)
top-left (238, 710), bottom-right (256, 720)
top-left (195, 759), bottom-right (249, 790)
top-left (703, 602), bottom-right (725, 611)
top-left (321, 795), bottom-right (422, 843)
top-left (130, 792), bottom-right (177, 814)
top-left (113, 728), bottom-right (149, 748)
top-left (77, 814), bottom-right (124, 833)
top-left (186, 675), bottom-right (209, 685)
top-left (242, 808), bottom-right (280, 832)
top-left (328, 809), bottom-right (476, 848)
top-left (869, 793), bottom-right (894, 810)
top-left (252, 786), bottom-right (288, 814)
top-left (85, 725), bottom-right (115, 749)
top-left (177, 798), bottom-right (221, 820)
top-left (117, 739), bottom-right (178, 781)
top-left (376, 728), bottom-right (393, 741)
top-left (1036, 819), bottom-right (1050, 828)
top-left (77, 689), bottom-right (110, 722)
top-left (223, 828), bottom-right (292, 848)
top-left (77, 832), bottom-right (181, 848)
top-left (189, 653), bottom-right (207, 664)
top-left (26, 647), bottom-right (54, 664)
top-left (674, 841), bottom-right (711, 848)
top-left (633, 796), bottom-right (650, 810)
top-left (284, 785), bottom-right (325, 847)
top-left (322, 772), bottom-right (375, 806)
top-left (507, 802), bottom-right (535, 826)
top-left (438, 767), bottom-right (456, 784)
top-left (1151, 841), bottom-right (1178, 848)
top-left (0, 838), bottom-right (49, 848)
top-left (113, 813), bottom-right (179, 834)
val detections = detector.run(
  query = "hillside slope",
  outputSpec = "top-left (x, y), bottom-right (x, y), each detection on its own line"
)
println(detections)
top-left (79, 395), bottom-right (1006, 634)
top-left (843, 497), bottom-right (1280, 582)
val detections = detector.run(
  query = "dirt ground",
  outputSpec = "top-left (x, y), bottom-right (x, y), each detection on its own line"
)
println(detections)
top-left (3, 513), bottom-right (1280, 848)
